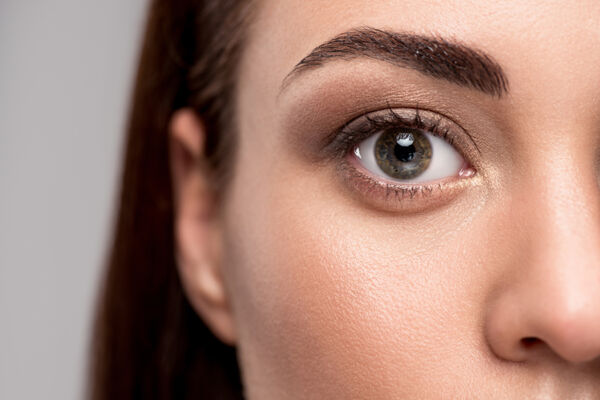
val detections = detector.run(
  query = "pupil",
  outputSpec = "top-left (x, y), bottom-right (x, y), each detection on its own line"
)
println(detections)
top-left (394, 143), bottom-right (416, 162)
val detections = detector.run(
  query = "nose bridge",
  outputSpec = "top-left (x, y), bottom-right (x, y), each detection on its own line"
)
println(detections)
top-left (531, 132), bottom-right (600, 299)
top-left (526, 133), bottom-right (600, 276)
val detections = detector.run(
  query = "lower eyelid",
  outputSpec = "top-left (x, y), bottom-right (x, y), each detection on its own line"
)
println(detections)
top-left (337, 152), bottom-right (479, 213)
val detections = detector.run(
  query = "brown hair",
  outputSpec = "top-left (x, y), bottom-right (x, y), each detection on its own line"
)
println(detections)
top-left (90, 1), bottom-right (254, 398)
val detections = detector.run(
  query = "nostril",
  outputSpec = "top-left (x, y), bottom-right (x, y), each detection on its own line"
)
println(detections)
top-left (521, 337), bottom-right (542, 349)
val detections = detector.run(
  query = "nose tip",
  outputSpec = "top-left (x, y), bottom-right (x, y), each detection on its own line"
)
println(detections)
top-left (486, 279), bottom-right (600, 365)
top-left (531, 304), bottom-right (600, 363)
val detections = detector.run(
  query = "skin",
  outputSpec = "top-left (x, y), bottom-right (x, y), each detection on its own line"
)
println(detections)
top-left (170, 0), bottom-right (600, 398)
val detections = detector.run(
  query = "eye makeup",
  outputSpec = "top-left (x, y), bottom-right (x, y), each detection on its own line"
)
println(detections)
top-left (276, 61), bottom-right (502, 213)
top-left (325, 107), bottom-right (482, 213)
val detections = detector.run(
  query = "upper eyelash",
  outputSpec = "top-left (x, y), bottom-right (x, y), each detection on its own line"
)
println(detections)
top-left (326, 106), bottom-right (455, 158)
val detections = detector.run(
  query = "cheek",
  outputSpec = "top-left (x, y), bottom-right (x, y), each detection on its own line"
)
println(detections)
top-left (222, 152), bottom-right (495, 398)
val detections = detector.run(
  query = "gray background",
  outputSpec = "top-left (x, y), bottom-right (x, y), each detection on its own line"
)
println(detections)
top-left (0, 0), bottom-right (148, 398)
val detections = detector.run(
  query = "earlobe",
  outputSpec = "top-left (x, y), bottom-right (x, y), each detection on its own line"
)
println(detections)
top-left (169, 108), bottom-right (237, 345)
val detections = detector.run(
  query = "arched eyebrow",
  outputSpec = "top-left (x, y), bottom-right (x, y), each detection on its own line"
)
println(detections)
top-left (281, 27), bottom-right (509, 98)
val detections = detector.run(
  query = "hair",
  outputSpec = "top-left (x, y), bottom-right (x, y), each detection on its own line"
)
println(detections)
top-left (89, 1), bottom-right (254, 398)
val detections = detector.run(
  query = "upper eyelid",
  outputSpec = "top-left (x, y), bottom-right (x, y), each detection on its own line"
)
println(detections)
top-left (349, 107), bottom-right (481, 157)
top-left (349, 108), bottom-right (448, 139)
top-left (327, 107), bottom-right (458, 158)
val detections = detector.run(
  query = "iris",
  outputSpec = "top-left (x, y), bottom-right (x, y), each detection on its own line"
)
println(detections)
top-left (375, 129), bottom-right (432, 179)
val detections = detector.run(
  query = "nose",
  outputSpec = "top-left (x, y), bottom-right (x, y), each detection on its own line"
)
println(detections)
top-left (485, 168), bottom-right (600, 364)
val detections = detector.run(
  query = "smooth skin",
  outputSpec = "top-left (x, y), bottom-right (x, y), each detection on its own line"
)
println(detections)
top-left (170, 1), bottom-right (600, 398)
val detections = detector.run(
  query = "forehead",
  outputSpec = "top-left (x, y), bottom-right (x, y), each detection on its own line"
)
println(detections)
top-left (237, 0), bottom-right (600, 109)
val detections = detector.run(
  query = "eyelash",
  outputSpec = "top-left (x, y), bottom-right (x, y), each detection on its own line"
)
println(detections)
top-left (327, 106), bottom-right (477, 210)
top-left (333, 107), bottom-right (454, 154)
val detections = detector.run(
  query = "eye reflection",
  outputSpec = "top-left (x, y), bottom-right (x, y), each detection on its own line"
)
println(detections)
top-left (355, 128), bottom-right (465, 184)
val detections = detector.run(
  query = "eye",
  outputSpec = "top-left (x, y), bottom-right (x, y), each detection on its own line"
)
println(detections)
top-left (354, 127), bottom-right (465, 183)
top-left (329, 107), bottom-right (479, 211)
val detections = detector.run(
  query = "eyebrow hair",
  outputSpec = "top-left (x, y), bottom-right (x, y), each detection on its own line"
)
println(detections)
top-left (283, 27), bottom-right (509, 97)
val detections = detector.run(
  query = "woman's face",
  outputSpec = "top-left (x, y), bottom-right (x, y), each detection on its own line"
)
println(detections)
top-left (200, 0), bottom-right (600, 398)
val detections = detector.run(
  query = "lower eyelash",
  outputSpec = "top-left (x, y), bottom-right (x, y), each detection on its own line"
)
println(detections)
top-left (341, 157), bottom-right (441, 199)
top-left (338, 153), bottom-right (477, 213)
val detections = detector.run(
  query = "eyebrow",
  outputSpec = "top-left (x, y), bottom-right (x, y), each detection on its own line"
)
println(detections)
top-left (282, 27), bottom-right (509, 97)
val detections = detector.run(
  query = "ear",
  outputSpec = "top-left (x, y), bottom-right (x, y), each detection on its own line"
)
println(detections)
top-left (169, 108), bottom-right (236, 345)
